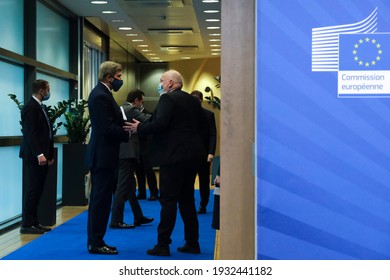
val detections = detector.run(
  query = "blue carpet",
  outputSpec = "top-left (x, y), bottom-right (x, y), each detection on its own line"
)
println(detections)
top-left (3, 191), bottom-right (216, 260)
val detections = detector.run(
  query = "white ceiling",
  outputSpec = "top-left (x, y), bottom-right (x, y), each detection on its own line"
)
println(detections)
top-left (57, 0), bottom-right (221, 62)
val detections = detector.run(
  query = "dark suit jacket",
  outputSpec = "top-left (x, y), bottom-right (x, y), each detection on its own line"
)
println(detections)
top-left (137, 89), bottom-right (207, 167)
top-left (138, 107), bottom-right (152, 157)
top-left (200, 108), bottom-right (217, 156)
top-left (119, 102), bottom-right (151, 160)
top-left (19, 97), bottom-right (54, 162)
top-left (85, 82), bottom-right (129, 169)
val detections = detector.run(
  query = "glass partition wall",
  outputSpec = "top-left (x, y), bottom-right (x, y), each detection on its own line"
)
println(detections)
top-left (0, 0), bottom-right (79, 230)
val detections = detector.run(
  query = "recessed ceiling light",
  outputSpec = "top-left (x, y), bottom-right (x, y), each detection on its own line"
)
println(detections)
top-left (211, 48), bottom-right (221, 51)
top-left (146, 53), bottom-right (157, 56)
top-left (112, 19), bottom-right (125, 23)
top-left (211, 53), bottom-right (220, 56)
top-left (206, 19), bottom-right (220, 22)
top-left (209, 33), bottom-right (221, 36)
top-left (126, 33), bottom-right (138, 36)
top-left (119, 27), bottom-right (132, 30)
top-left (141, 49), bottom-right (151, 52)
top-left (210, 44), bottom-right (221, 47)
top-left (207, 26), bottom-right (220, 30)
top-left (138, 45), bottom-right (149, 47)
top-left (182, 57), bottom-right (191, 59)
top-left (209, 39), bottom-right (221, 42)
top-left (102, 10), bottom-right (117, 14)
top-left (204, 10), bottom-right (219, 13)
top-left (202, 0), bottom-right (219, 3)
top-left (91, 1), bottom-right (108, 4)
top-left (150, 57), bottom-right (161, 60)
top-left (132, 39), bottom-right (144, 42)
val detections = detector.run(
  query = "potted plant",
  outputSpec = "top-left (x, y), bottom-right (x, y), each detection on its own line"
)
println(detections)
top-left (8, 93), bottom-right (68, 135)
top-left (63, 98), bottom-right (90, 144)
top-left (62, 98), bottom-right (91, 206)
top-left (204, 75), bottom-right (221, 110)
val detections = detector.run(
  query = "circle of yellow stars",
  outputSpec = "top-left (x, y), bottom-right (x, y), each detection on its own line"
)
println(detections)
top-left (352, 37), bottom-right (382, 67)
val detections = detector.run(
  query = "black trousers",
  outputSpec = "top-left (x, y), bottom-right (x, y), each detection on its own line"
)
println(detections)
top-left (136, 153), bottom-right (158, 197)
top-left (197, 160), bottom-right (211, 208)
top-left (111, 158), bottom-right (144, 224)
top-left (157, 159), bottom-right (200, 246)
top-left (22, 160), bottom-right (49, 227)
top-left (87, 167), bottom-right (116, 247)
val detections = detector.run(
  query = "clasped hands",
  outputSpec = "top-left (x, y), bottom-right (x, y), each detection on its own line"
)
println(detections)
top-left (123, 119), bottom-right (140, 134)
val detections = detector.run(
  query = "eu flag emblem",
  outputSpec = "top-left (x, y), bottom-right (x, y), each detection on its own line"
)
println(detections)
top-left (339, 33), bottom-right (390, 71)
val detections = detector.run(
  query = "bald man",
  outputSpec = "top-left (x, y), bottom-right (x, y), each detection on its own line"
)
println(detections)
top-left (129, 70), bottom-right (208, 256)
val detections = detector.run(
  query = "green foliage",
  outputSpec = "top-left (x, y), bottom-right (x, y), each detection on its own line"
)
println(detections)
top-left (205, 96), bottom-right (221, 110)
top-left (8, 93), bottom-right (67, 135)
top-left (64, 99), bottom-right (90, 144)
top-left (46, 100), bottom-right (68, 135)
top-left (8, 94), bottom-right (90, 141)
top-left (204, 75), bottom-right (221, 110)
top-left (8, 94), bottom-right (24, 129)
top-left (214, 75), bottom-right (221, 88)
top-left (8, 94), bottom-right (24, 110)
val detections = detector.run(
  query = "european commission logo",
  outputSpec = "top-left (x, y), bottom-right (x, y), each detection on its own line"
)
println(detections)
top-left (312, 8), bottom-right (390, 97)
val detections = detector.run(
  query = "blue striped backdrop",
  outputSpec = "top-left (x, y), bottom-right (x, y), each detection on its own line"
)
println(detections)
top-left (256, 0), bottom-right (390, 259)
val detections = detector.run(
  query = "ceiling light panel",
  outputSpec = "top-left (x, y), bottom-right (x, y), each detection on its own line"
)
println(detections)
top-left (123, 0), bottom-right (184, 8)
top-left (148, 28), bottom-right (194, 35)
top-left (91, 1), bottom-right (108, 4)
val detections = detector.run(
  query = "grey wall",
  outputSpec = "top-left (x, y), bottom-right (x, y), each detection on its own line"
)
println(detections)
top-left (138, 62), bottom-right (167, 112)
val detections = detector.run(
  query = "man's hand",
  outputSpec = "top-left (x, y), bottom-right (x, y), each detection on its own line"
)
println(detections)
top-left (214, 175), bottom-right (220, 186)
top-left (38, 155), bottom-right (48, 166)
top-left (123, 121), bottom-right (134, 132)
top-left (128, 119), bottom-right (140, 134)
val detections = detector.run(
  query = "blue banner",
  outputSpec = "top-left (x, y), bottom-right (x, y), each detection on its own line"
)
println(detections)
top-left (339, 33), bottom-right (390, 71)
top-left (257, 0), bottom-right (390, 260)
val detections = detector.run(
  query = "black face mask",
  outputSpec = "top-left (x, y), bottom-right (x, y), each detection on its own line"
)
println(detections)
top-left (111, 78), bottom-right (123, 92)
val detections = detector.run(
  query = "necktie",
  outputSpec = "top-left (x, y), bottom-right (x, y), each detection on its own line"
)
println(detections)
top-left (41, 104), bottom-right (53, 140)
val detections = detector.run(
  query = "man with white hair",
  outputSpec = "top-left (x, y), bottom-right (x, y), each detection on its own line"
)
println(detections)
top-left (129, 70), bottom-right (208, 256)
top-left (85, 61), bottom-right (132, 255)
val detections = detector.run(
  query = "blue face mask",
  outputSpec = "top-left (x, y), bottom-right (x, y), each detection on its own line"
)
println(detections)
top-left (43, 91), bottom-right (51, 101)
top-left (111, 78), bottom-right (123, 92)
top-left (157, 83), bottom-right (166, 96)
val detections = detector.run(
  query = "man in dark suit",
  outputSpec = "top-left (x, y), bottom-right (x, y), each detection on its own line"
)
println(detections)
top-left (129, 70), bottom-right (208, 256)
top-left (135, 105), bottom-right (159, 201)
top-left (110, 89), bottom-right (154, 229)
top-left (190, 90), bottom-right (217, 214)
top-left (19, 79), bottom-right (54, 235)
top-left (85, 61), bottom-right (133, 255)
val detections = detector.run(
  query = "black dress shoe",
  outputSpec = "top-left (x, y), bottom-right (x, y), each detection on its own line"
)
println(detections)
top-left (197, 206), bottom-right (207, 214)
top-left (20, 226), bottom-right (45, 234)
top-left (134, 216), bottom-right (154, 226)
top-left (146, 244), bottom-right (170, 256)
top-left (109, 222), bottom-right (135, 229)
top-left (104, 244), bottom-right (117, 251)
top-left (177, 242), bottom-right (201, 254)
top-left (35, 224), bottom-right (52, 232)
top-left (88, 245), bottom-right (118, 255)
top-left (147, 195), bottom-right (158, 201)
